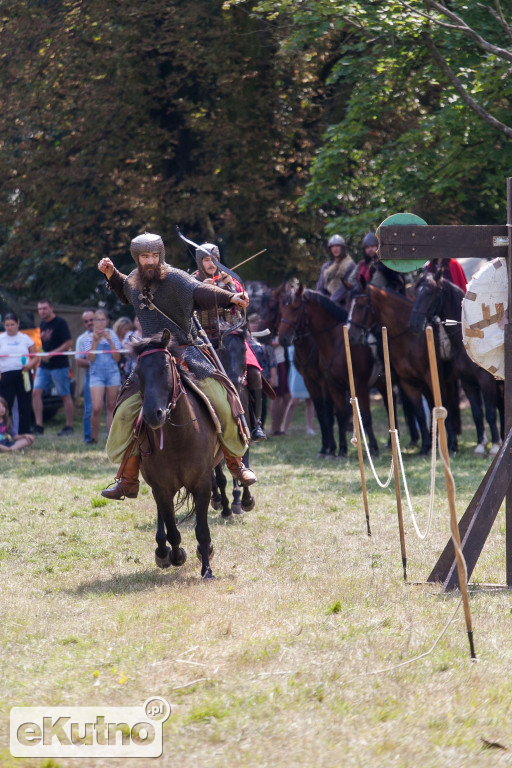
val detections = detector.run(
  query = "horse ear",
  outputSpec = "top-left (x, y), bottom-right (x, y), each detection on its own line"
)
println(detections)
top-left (297, 281), bottom-right (305, 297)
top-left (162, 328), bottom-right (171, 344)
top-left (434, 268), bottom-right (443, 284)
top-left (359, 274), bottom-right (367, 290)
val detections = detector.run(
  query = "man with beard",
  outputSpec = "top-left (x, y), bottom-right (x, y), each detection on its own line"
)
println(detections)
top-left (97, 232), bottom-right (256, 500)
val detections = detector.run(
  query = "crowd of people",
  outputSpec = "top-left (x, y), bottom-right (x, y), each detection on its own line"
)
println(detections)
top-left (0, 227), bottom-right (464, 457)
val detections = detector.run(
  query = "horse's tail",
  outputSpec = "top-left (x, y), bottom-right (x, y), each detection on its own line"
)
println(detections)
top-left (175, 488), bottom-right (195, 525)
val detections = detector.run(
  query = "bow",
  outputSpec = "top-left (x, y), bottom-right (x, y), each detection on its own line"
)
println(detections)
top-left (176, 226), bottom-right (245, 290)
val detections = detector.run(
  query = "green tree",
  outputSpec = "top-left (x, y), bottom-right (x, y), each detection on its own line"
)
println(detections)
top-left (0, 0), bottom-right (330, 302)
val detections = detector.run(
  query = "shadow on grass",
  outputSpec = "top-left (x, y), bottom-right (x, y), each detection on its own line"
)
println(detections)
top-left (68, 563), bottom-right (236, 596)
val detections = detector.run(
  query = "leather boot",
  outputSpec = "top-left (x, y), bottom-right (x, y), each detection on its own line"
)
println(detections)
top-left (101, 455), bottom-right (140, 500)
top-left (250, 389), bottom-right (267, 442)
top-left (223, 452), bottom-right (257, 487)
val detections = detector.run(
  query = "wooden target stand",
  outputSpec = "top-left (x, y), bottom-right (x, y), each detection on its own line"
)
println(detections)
top-left (378, 178), bottom-right (512, 592)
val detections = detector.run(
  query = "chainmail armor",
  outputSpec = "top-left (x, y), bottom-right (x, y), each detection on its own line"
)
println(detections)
top-left (123, 266), bottom-right (215, 379)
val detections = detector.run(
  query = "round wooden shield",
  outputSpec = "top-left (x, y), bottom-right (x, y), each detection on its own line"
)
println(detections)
top-left (377, 212), bottom-right (428, 273)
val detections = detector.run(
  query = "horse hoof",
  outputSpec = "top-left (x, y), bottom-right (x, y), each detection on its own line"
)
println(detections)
top-left (231, 503), bottom-right (243, 515)
top-left (196, 543), bottom-right (214, 561)
top-left (221, 510), bottom-right (233, 519)
top-left (211, 497), bottom-right (223, 511)
top-left (489, 442), bottom-right (502, 457)
top-left (473, 443), bottom-right (487, 457)
top-left (241, 496), bottom-right (255, 512)
top-left (170, 547), bottom-right (187, 567)
top-left (155, 546), bottom-right (171, 569)
top-left (201, 566), bottom-right (215, 580)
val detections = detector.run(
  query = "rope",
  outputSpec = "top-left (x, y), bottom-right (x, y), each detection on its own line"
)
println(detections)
top-left (395, 406), bottom-right (446, 540)
top-left (0, 349), bottom-right (130, 358)
top-left (351, 396), bottom-right (445, 542)
top-left (350, 397), bottom-right (394, 489)
top-left (355, 597), bottom-right (462, 678)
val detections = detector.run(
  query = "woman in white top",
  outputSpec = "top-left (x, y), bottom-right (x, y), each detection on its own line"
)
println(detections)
top-left (0, 313), bottom-right (37, 434)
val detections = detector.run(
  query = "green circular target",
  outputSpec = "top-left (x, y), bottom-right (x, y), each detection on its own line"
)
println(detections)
top-left (377, 212), bottom-right (428, 273)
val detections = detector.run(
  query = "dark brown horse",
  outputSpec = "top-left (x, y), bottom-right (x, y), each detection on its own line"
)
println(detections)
top-left (410, 271), bottom-right (504, 455)
top-left (134, 330), bottom-right (219, 579)
top-left (259, 283), bottom-right (340, 457)
top-left (347, 279), bottom-right (459, 455)
top-left (278, 285), bottom-right (386, 457)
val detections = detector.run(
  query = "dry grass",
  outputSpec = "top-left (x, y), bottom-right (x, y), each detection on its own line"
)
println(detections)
top-left (1, 403), bottom-right (512, 768)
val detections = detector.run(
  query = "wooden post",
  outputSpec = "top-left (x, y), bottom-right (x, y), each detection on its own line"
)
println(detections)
top-left (378, 186), bottom-right (512, 590)
top-left (343, 325), bottom-right (371, 536)
top-left (382, 327), bottom-right (407, 581)
top-left (426, 326), bottom-right (476, 658)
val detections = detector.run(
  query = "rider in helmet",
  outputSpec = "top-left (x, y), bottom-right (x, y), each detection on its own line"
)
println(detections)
top-left (97, 232), bottom-right (258, 499)
top-left (193, 243), bottom-right (267, 442)
top-left (316, 234), bottom-right (356, 307)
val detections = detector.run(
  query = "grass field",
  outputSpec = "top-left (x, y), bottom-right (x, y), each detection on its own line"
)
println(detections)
top-left (1, 399), bottom-right (512, 768)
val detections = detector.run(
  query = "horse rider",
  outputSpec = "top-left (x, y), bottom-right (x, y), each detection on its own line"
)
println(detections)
top-left (97, 232), bottom-right (257, 500)
top-left (353, 231), bottom-right (379, 285)
top-left (426, 258), bottom-right (467, 293)
top-left (193, 243), bottom-right (267, 442)
top-left (316, 234), bottom-right (356, 308)
top-left (347, 230), bottom-right (407, 293)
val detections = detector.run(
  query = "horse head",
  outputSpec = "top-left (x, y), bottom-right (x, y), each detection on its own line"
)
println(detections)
top-left (133, 329), bottom-right (182, 429)
top-left (409, 270), bottom-right (443, 334)
top-left (346, 277), bottom-right (373, 345)
top-left (278, 283), bottom-right (305, 346)
top-left (258, 281), bottom-right (293, 336)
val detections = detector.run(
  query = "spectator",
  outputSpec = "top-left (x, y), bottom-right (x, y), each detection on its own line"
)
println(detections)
top-left (113, 317), bottom-right (133, 382)
top-left (122, 317), bottom-right (142, 382)
top-left (0, 313), bottom-right (37, 435)
top-left (0, 396), bottom-right (35, 453)
top-left (75, 310), bottom-right (95, 444)
top-left (287, 352), bottom-right (316, 435)
top-left (83, 309), bottom-right (122, 444)
top-left (32, 299), bottom-right (74, 436)
top-left (270, 341), bottom-right (292, 436)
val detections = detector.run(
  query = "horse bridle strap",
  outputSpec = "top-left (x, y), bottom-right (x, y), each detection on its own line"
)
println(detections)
top-left (137, 347), bottom-right (184, 412)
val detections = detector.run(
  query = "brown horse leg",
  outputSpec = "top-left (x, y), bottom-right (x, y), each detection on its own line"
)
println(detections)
top-left (194, 482), bottom-right (214, 579)
top-left (152, 488), bottom-right (186, 569)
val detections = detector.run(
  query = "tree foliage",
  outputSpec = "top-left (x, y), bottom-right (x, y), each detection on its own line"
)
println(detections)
top-left (0, 0), bottom-right (328, 302)
top-left (246, 0), bottom-right (512, 245)
top-left (1, 1), bottom-right (511, 303)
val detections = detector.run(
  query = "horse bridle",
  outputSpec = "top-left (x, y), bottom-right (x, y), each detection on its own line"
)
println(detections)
top-left (280, 293), bottom-right (342, 343)
top-left (346, 289), bottom-right (373, 344)
top-left (137, 347), bottom-right (185, 416)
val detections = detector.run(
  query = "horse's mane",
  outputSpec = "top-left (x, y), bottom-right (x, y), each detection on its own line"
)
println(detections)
top-left (303, 288), bottom-right (348, 322)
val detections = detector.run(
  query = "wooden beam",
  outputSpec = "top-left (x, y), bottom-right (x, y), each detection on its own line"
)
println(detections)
top-left (379, 224), bottom-right (508, 261)
top-left (428, 427), bottom-right (512, 590)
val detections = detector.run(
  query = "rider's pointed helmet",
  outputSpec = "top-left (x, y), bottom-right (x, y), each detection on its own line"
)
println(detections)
top-left (327, 234), bottom-right (346, 250)
top-left (362, 231), bottom-right (379, 249)
top-left (130, 232), bottom-right (165, 264)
